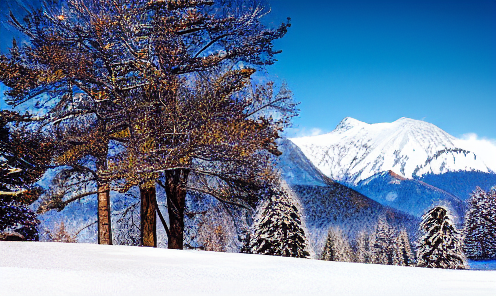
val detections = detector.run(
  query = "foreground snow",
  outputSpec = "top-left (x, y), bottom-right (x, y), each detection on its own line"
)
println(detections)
top-left (1, 242), bottom-right (495, 296)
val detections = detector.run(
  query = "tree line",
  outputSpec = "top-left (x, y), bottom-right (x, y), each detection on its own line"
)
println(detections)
top-left (319, 187), bottom-right (496, 268)
top-left (242, 186), bottom-right (496, 270)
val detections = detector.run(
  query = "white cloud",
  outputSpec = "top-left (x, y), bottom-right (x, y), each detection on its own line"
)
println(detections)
top-left (455, 133), bottom-right (496, 172)
top-left (286, 127), bottom-right (326, 138)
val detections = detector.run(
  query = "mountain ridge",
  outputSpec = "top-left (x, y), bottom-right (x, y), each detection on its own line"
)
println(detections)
top-left (290, 117), bottom-right (495, 185)
top-left (352, 170), bottom-right (466, 219)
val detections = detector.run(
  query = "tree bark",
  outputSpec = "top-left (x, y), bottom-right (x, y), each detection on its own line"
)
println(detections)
top-left (140, 183), bottom-right (157, 247)
top-left (165, 169), bottom-right (190, 249)
top-left (97, 182), bottom-right (112, 244)
top-left (96, 145), bottom-right (112, 246)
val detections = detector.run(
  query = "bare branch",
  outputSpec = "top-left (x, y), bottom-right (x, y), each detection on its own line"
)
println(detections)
top-left (185, 185), bottom-right (251, 210)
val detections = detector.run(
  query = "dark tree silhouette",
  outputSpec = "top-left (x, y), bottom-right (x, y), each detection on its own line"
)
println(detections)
top-left (463, 187), bottom-right (496, 260)
top-left (0, 111), bottom-right (52, 240)
top-left (247, 186), bottom-right (310, 258)
top-left (416, 206), bottom-right (467, 269)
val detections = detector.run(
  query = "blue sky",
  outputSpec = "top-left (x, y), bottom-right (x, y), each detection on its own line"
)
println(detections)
top-left (1, 0), bottom-right (495, 141)
top-left (265, 0), bottom-right (496, 140)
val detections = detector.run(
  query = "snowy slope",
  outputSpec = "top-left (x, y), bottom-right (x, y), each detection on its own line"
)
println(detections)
top-left (276, 139), bottom-right (419, 254)
top-left (290, 117), bottom-right (495, 184)
top-left (1, 242), bottom-right (495, 296)
top-left (277, 138), bottom-right (333, 186)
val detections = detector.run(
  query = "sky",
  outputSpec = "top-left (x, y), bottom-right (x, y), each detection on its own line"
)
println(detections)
top-left (265, 0), bottom-right (496, 141)
top-left (1, 0), bottom-right (495, 143)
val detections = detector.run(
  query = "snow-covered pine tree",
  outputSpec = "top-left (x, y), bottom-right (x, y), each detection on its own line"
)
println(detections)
top-left (321, 227), bottom-right (354, 262)
top-left (356, 231), bottom-right (373, 263)
top-left (248, 187), bottom-right (310, 258)
top-left (463, 187), bottom-right (496, 260)
top-left (393, 229), bottom-right (414, 266)
top-left (417, 206), bottom-right (468, 269)
top-left (371, 217), bottom-right (396, 265)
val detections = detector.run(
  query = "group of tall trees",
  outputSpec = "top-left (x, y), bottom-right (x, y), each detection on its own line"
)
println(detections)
top-left (320, 219), bottom-right (414, 266)
top-left (319, 186), bottom-right (496, 269)
top-left (463, 187), bottom-right (496, 260)
top-left (415, 187), bottom-right (496, 268)
top-left (0, 0), bottom-right (297, 248)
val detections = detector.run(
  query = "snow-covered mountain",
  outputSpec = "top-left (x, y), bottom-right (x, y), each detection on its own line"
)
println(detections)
top-left (277, 138), bottom-right (333, 186)
top-left (290, 117), bottom-right (495, 185)
top-left (277, 139), bottom-right (418, 252)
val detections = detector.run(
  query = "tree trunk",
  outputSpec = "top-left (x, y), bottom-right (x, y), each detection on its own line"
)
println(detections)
top-left (97, 182), bottom-right (112, 244)
top-left (165, 169), bottom-right (190, 249)
top-left (140, 183), bottom-right (157, 247)
top-left (96, 147), bottom-right (112, 245)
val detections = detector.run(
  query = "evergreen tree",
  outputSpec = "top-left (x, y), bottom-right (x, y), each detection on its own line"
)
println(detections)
top-left (356, 231), bottom-right (373, 264)
top-left (416, 206), bottom-right (468, 269)
top-left (248, 187), bottom-right (310, 258)
top-left (321, 227), bottom-right (354, 262)
top-left (371, 217), bottom-right (396, 265)
top-left (393, 229), bottom-right (414, 266)
top-left (463, 187), bottom-right (496, 260)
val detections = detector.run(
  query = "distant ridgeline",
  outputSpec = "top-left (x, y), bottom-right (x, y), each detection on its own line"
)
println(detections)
top-left (418, 171), bottom-right (496, 200)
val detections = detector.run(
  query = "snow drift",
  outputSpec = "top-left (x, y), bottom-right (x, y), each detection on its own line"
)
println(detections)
top-left (1, 242), bottom-right (495, 296)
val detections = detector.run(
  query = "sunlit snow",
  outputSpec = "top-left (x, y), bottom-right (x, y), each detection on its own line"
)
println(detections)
top-left (290, 117), bottom-right (495, 184)
top-left (1, 242), bottom-right (495, 296)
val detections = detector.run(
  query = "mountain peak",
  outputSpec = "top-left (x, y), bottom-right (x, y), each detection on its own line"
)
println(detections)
top-left (290, 117), bottom-right (492, 184)
top-left (392, 117), bottom-right (430, 127)
top-left (335, 117), bottom-right (367, 132)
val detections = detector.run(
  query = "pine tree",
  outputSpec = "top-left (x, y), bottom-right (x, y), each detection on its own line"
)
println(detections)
top-left (393, 229), bottom-right (414, 266)
top-left (463, 187), bottom-right (496, 260)
top-left (371, 217), bottom-right (396, 265)
top-left (248, 187), bottom-right (310, 258)
top-left (356, 231), bottom-right (373, 263)
top-left (321, 227), bottom-right (354, 262)
top-left (417, 206), bottom-right (468, 269)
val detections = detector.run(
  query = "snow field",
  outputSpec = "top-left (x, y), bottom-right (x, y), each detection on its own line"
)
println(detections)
top-left (1, 242), bottom-right (495, 296)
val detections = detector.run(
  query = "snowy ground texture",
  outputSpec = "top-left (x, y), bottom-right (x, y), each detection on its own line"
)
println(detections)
top-left (1, 242), bottom-right (496, 296)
